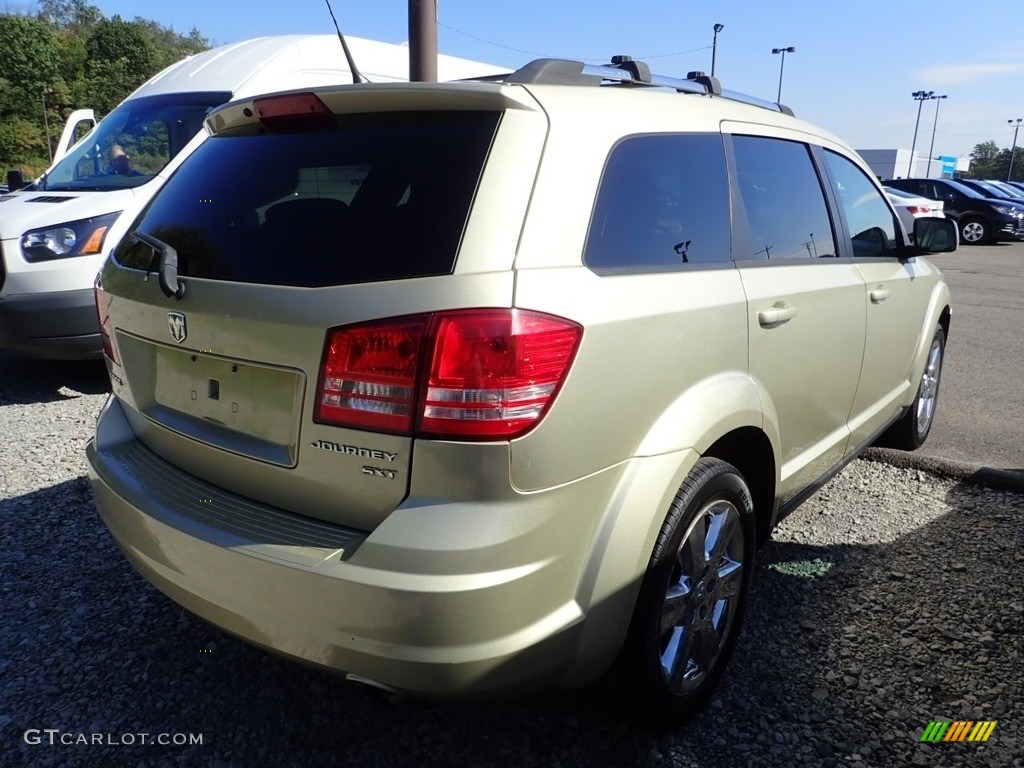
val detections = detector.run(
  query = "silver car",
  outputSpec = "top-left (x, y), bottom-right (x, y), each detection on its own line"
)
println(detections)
top-left (87, 57), bottom-right (955, 722)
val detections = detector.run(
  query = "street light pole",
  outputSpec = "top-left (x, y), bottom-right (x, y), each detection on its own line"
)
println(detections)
top-left (1008, 118), bottom-right (1023, 181)
top-left (771, 46), bottom-right (795, 103)
top-left (711, 24), bottom-right (724, 77)
top-left (926, 94), bottom-right (947, 178)
top-left (908, 90), bottom-right (934, 177)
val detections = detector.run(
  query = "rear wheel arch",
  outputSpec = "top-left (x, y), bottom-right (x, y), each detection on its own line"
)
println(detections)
top-left (702, 428), bottom-right (777, 547)
top-left (938, 304), bottom-right (951, 340)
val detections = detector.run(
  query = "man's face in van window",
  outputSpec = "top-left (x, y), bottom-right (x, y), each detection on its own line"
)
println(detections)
top-left (109, 146), bottom-right (131, 174)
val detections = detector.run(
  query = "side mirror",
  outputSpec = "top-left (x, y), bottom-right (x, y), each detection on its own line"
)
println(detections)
top-left (6, 169), bottom-right (25, 191)
top-left (912, 217), bottom-right (957, 253)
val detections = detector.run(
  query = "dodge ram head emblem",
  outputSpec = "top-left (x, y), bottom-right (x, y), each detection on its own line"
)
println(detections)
top-left (167, 312), bottom-right (187, 343)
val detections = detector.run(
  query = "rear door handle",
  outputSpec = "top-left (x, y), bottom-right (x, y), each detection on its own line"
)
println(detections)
top-left (869, 288), bottom-right (892, 304)
top-left (757, 303), bottom-right (798, 328)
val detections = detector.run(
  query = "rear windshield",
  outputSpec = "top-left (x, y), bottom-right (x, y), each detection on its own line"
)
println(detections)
top-left (41, 92), bottom-right (231, 192)
top-left (114, 111), bottom-right (501, 287)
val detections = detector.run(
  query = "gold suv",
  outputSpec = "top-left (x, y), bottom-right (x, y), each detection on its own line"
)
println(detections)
top-left (87, 56), bottom-right (955, 722)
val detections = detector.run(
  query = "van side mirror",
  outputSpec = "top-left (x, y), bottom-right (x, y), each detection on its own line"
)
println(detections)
top-left (6, 169), bottom-right (25, 191)
top-left (912, 217), bottom-right (957, 253)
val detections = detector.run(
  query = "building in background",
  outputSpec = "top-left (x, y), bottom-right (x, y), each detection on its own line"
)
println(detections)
top-left (857, 149), bottom-right (969, 181)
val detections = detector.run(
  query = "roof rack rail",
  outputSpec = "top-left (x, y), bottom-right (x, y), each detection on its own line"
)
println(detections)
top-left (504, 56), bottom-right (795, 117)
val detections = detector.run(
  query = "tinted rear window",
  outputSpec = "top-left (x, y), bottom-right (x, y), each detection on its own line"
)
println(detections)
top-left (584, 133), bottom-right (732, 269)
top-left (115, 111), bottom-right (501, 286)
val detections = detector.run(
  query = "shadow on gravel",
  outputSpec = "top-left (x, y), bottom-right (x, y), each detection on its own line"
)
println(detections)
top-left (0, 352), bottom-right (109, 406)
top-left (699, 476), bottom-right (1023, 768)
top-left (2, 475), bottom-right (1021, 768)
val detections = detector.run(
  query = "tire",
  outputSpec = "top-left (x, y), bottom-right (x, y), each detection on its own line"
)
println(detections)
top-left (959, 216), bottom-right (990, 245)
top-left (880, 325), bottom-right (945, 451)
top-left (619, 458), bottom-right (755, 725)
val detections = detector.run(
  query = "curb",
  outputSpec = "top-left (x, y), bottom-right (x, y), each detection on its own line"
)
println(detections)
top-left (862, 447), bottom-right (1024, 492)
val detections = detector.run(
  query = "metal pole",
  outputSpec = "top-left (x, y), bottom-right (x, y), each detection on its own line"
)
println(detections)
top-left (926, 95), bottom-right (946, 179)
top-left (1008, 118), bottom-right (1022, 181)
top-left (908, 90), bottom-right (933, 178)
top-left (409, 0), bottom-right (438, 83)
top-left (711, 24), bottom-right (723, 78)
top-left (771, 47), bottom-right (795, 103)
top-left (41, 89), bottom-right (52, 163)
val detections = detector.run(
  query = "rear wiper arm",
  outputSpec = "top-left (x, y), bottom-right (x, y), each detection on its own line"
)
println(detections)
top-left (131, 231), bottom-right (186, 299)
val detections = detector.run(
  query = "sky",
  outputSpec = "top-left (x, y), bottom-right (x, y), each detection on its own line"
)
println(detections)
top-left (60, 0), bottom-right (1024, 160)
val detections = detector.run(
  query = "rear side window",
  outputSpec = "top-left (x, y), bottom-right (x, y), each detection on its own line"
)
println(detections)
top-left (115, 111), bottom-right (500, 287)
top-left (584, 134), bottom-right (731, 269)
top-left (732, 136), bottom-right (837, 259)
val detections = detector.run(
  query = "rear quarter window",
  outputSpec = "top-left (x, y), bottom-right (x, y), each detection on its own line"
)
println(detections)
top-left (115, 111), bottom-right (501, 287)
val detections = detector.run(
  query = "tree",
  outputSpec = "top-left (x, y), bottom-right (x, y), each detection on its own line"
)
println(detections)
top-left (0, 14), bottom-right (60, 111)
top-left (967, 141), bottom-right (1002, 179)
top-left (84, 15), bottom-right (157, 111)
top-left (0, 7), bottom-right (210, 174)
top-left (36, 0), bottom-right (101, 31)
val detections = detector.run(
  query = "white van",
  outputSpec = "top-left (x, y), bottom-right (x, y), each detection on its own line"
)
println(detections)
top-left (0, 34), bottom-right (503, 359)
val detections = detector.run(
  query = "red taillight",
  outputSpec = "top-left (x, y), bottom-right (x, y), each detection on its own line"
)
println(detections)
top-left (253, 92), bottom-right (334, 133)
top-left (93, 275), bottom-right (119, 364)
top-left (906, 206), bottom-right (931, 215)
top-left (315, 316), bottom-right (429, 434)
top-left (420, 310), bottom-right (583, 439)
top-left (315, 309), bottom-right (582, 440)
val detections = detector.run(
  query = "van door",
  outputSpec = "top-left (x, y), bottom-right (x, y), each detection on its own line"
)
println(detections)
top-left (728, 132), bottom-right (866, 503)
top-left (53, 109), bottom-right (95, 164)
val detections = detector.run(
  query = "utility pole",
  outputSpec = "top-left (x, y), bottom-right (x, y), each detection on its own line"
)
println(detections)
top-left (409, 0), bottom-right (438, 82)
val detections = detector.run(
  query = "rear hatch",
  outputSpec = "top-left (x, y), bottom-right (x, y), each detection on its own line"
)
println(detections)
top-left (97, 84), bottom-right (550, 531)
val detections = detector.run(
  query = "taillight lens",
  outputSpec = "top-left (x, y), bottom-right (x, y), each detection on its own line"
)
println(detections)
top-left (315, 316), bottom-right (428, 434)
top-left (906, 205), bottom-right (931, 215)
top-left (420, 310), bottom-right (582, 439)
top-left (93, 274), bottom-right (120, 364)
top-left (315, 309), bottom-right (582, 440)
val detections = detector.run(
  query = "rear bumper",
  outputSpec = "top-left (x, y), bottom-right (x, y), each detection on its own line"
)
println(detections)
top-left (86, 396), bottom-right (663, 697)
top-left (0, 287), bottom-right (101, 359)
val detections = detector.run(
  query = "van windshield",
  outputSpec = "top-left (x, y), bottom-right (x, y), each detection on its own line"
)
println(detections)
top-left (40, 91), bottom-right (231, 192)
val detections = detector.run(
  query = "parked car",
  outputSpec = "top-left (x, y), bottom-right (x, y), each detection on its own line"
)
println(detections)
top-left (955, 178), bottom-right (1024, 207)
top-left (884, 185), bottom-right (945, 237)
top-left (885, 177), bottom-right (1024, 244)
top-left (1006, 180), bottom-right (1024, 194)
top-left (981, 179), bottom-right (1024, 203)
top-left (87, 56), bottom-right (956, 723)
top-left (0, 35), bottom-right (504, 360)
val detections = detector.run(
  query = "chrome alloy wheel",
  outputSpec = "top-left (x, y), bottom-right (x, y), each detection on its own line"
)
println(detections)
top-left (915, 335), bottom-right (943, 438)
top-left (658, 499), bottom-right (746, 694)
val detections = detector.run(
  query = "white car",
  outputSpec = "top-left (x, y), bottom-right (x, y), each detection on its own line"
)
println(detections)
top-left (884, 186), bottom-right (945, 236)
top-left (0, 35), bottom-right (504, 360)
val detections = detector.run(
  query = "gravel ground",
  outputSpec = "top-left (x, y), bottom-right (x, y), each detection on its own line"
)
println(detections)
top-left (1, 354), bottom-right (1021, 768)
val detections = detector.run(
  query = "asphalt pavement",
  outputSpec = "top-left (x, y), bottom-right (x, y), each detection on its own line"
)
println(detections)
top-left (916, 242), bottom-right (1024, 475)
